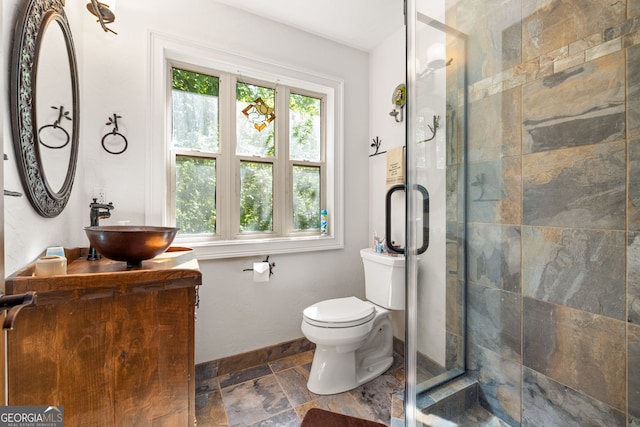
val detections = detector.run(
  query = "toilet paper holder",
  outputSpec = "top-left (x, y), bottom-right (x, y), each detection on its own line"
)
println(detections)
top-left (243, 256), bottom-right (276, 277)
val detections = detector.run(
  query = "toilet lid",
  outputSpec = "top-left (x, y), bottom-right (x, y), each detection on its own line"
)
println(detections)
top-left (303, 296), bottom-right (376, 327)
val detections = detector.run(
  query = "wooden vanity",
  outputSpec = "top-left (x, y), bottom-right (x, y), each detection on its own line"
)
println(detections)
top-left (5, 247), bottom-right (201, 427)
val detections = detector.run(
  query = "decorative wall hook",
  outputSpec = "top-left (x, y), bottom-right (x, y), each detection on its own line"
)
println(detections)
top-left (418, 115), bottom-right (440, 143)
top-left (38, 105), bottom-right (71, 149)
top-left (389, 83), bottom-right (406, 123)
top-left (369, 136), bottom-right (387, 157)
top-left (101, 113), bottom-right (128, 155)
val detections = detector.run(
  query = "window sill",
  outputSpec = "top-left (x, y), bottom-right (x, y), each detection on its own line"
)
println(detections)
top-left (174, 234), bottom-right (343, 260)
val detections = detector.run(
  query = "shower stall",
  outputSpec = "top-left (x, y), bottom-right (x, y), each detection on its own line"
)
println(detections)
top-left (405, 0), bottom-right (638, 425)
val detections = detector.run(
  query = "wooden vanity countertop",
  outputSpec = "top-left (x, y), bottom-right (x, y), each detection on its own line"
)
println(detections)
top-left (5, 247), bottom-right (202, 304)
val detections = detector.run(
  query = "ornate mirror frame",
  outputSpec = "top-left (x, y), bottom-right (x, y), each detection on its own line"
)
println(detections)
top-left (10, 0), bottom-right (79, 218)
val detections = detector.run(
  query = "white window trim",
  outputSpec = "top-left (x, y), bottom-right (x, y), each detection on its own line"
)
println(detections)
top-left (147, 31), bottom-right (344, 260)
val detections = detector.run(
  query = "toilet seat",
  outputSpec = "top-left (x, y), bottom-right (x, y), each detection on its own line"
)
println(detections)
top-left (303, 296), bottom-right (376, 328)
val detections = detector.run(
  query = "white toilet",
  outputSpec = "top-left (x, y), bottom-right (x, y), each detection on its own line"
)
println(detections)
top-left (301, 248), bottom-right (405, 395)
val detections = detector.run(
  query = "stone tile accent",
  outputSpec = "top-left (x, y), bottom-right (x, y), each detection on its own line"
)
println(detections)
top-left (630, 324), bottom-right (640, 419)
top-left (211, 337), bottom-right (314, 376)
top-left (268, 350), bottom-right (314, 373)
top-left (446, 277), bottom-right (464, 337)
top-left (522, 226), bottom-right (626, 319)
top-left (468, 158), bottom-right (522, 225)
top-left (553, 51), bottom-right (585, 73)
top-left (522, 52), bottom-right (625, 154)
top-left (569, 33), bottom-right (603, 55)
top-left (585, 37), bottom-right (622, 61)
top-left (629, 140), bottom-right (640, 230)
top-left (468, 87), bottom-right (521, 163)
top-left (456, 0), bottom-right (522, 84)
top-left (628, 44), bottom-right (640, 137)
top-left (467, 223), bottom-right (521, 292)
top-left (521, 0), bottom-right (625, 62)
top-left (446, 223), bottom-right (460, 278)
top-left (467, 343), bottom-right (521, 425)
top-left (467, 284), bottom-right (521, 361)
top-left (522, 141), bottom-right (626, 229)
top-left (218, 364), bottom-right (273, 389)
top-left (196, 359), bottom-right (220, 383)
top-left (523, 298), bottom-right (626, 410)
top-left (466, 15), bottom-right (640, 105)
top-left (420, 376), bottom-right (479, 421)
top-left (446, 169), bottom-right (460, 225)
top-left (522, 368), bottom-right (626, 426)
top-left (630, 0), bottom-right (640, 18)
top-left (628, 232), bottom-right (640, 324)
top-left (445, 331), bottom-right (464, 371)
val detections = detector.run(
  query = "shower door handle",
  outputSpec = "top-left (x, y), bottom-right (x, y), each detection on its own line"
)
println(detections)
top-left (385, 184), bottom-right (429, 255)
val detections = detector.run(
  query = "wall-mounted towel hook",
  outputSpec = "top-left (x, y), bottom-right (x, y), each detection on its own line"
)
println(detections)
top-left (418, 115), bottom-right (440, 143)
top-left (102, 113), bottom-right (128, 155)
top-left (369, 136), bottom-right (387, 157)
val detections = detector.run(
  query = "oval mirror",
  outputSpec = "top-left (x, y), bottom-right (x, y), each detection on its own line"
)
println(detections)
top-left (10, 0), bottom-right (79, 218)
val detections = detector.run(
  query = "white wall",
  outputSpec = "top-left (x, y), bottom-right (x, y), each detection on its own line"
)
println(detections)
top-left (3, 0), bottom-right (87, 276)
top-left (4, 0), bottom-right (372, 363)
top-left (368, 27), bottom-right (407, 340)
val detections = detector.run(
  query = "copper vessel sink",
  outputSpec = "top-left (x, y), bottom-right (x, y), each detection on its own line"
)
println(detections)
top-left (84, 226), bottom-right (179, 268)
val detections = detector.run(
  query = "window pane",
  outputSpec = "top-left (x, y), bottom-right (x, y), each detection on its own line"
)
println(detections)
top-left (172, 68), bottom-right (219, 152)
top-left (289, 93), bottom-right (321, 161)
top-left (293, 165), bottom-right (320, 231)
top-left (176, 156), bottom-right (216, 234)
top-left (240, 162), bottom-right (273, 232)
top-left (236, 82), bottom-right (275, 157)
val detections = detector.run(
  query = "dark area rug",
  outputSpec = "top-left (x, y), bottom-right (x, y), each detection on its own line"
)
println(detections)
top-left (300, 408), bottom-right (387, 427)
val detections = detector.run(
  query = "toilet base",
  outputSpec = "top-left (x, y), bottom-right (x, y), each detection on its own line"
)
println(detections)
top-left (306, 317), bottom-right (394, 395)
top-left (307, 347), bottom-right (393, 395)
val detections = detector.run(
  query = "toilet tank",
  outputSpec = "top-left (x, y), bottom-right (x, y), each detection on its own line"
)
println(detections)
top-left (360, 248), bottom-right (405, 310)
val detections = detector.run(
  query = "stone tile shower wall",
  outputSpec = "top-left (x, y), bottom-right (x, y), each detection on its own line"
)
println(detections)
top-left (448, 0), bottom-right (640, 425)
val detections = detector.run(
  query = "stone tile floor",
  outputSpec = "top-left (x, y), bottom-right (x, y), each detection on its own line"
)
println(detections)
top-left (195, 350), bottom-right (405, 426)
top-left (195, 348), bottom-right (509, 427)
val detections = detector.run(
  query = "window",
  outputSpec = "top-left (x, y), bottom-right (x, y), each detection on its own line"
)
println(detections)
top-left (149, 33), bottom-right (343, 259)
top-left (170, 67), bottom-right (326, 240)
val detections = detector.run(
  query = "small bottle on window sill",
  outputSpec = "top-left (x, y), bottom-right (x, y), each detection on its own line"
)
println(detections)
top-left (320, 209), bottom-right (328, 235)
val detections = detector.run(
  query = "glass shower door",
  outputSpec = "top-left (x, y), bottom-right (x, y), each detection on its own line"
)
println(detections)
top-left (405, 1), bottom-right (468, 424)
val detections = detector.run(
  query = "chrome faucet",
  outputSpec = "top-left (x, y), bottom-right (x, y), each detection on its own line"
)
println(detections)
top-left (87, 198), bottom-right (114, 260)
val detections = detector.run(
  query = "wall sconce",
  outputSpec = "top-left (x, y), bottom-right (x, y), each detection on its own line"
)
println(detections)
top-left (86, 0), bottom-right (117, 34)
